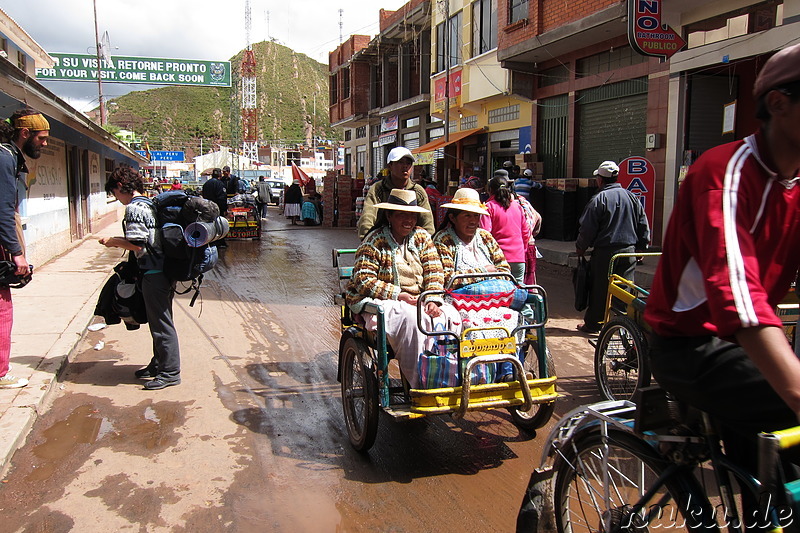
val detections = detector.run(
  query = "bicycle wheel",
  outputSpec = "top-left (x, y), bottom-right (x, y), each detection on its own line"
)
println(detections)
top-left (554, 430), bottom-right (712, 532)
top-left (594, 316), bottom-right (651, 402)
top-left (509, 341), bottom-right (556, 431)
top-left (340, 336), bottom-right (379, 452)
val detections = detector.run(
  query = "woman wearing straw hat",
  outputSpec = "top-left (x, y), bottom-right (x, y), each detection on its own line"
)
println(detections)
top-left (345, 189), bottom-right (454, 388)
top-left (433, 187), bottom-right (510, 288)
top-left (434, 188), bottom-right (522, 382)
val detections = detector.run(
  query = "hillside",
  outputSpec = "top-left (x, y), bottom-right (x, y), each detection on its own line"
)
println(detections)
top-left (106, 40), bottom-right (334, 154)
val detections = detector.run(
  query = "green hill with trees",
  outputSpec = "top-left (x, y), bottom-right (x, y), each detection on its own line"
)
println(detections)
top-left (106, 40), bottom-right (334, 155)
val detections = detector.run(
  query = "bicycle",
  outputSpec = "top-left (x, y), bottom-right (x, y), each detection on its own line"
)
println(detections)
top-left (517, 386), bottom-right (800, 532)
top-left (592, 252), bottom-right (661, 402)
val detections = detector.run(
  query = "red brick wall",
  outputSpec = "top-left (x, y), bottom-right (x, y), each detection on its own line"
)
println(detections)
top-left (541, 0), bottom-right (618, 33)
top-left (329, 43), bottom-right (373, 124)
top-left (498, 0), bottom-right (625, 53)
top-left (329, 35), bottom-right (371, 71)
top-left (379, 0), bottom-right (427, 32)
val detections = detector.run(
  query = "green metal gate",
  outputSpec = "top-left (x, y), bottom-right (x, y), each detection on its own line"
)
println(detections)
top-left (538, 94), bottom-right (568, 179)
top-left (577, 77), bottom-right (648, 177)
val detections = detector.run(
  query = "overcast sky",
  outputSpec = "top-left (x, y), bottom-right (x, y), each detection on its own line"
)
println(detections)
top-left (4, 0), bottom-right (409, 111)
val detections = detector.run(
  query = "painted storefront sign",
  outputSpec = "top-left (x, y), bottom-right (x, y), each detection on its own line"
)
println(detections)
top-left (628, 0), bottom-right (686, 59)
top-left (618, 156), bottom-right (656, 225)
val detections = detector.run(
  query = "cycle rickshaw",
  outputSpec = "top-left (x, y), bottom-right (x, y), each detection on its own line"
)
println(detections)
top-left (333, 248), bottom-right (558, 452)
top-left (591, 252), bottom-right (661, 402)
top-left (593, 253), bottom-right (799, 402)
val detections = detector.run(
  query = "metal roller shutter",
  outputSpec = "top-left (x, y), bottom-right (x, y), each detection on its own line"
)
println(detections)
top-left (687, 75), bottom-right (738, 157)
top-left (538, 94), bottom-right (568, 179)
top-left (577, 78), bottom-right (648, 177)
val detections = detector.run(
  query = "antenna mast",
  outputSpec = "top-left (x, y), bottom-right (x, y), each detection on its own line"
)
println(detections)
top-left (339, 9), bottom-right (344, 44)
top-left (242, 0), bottom-right (258, 162)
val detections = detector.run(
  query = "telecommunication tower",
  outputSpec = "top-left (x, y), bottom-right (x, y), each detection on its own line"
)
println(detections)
top-left (241, 0), bottom-right (258, 161)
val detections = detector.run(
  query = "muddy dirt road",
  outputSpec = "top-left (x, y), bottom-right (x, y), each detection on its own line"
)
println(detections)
top-left (0, 211), bottom-right (602, 532)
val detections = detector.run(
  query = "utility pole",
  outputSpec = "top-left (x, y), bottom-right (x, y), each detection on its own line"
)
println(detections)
top-left (92, 0), bottom-right (106, 126)
top-left (443, 0), bottom-right (450, 142)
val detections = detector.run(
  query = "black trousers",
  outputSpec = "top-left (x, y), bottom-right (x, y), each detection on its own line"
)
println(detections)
top-left (649, 333), bottom-right (799, 529)
top-left (583, 245), bottom-right (635, 330)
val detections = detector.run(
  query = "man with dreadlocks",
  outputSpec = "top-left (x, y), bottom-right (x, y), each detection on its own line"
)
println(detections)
top-left (0, 108), bottom-right (50, 388)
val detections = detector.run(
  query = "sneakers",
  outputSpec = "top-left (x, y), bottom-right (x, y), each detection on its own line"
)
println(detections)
top-left (143, 375), bottom-right (181, 390)
top-left (134, 365), bottom-right (158, 379)
top-left (0, 374), bottom-right (28, 389)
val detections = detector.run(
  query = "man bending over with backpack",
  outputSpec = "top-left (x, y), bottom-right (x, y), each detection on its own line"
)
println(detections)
top-left (100, 166), bottom-right (181, 390)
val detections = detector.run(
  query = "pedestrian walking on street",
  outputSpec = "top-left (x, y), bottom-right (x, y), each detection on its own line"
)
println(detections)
top-left (255, 176), bottom-right (270, 219)
top-left (100, 166), bottom-right (182, 390)
top-left (202, 168), bottom-right (228, 247)
top-left (0, 108), bottom-right (50, 388)
top-left (284, 179), bottom-right (303, 225)
top-left (480, 175), bottom-right (531, 292)
top-left (575, 161), bottom-right (650, 334)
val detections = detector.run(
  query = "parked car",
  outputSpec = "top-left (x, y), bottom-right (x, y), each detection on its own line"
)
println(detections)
top-left (265, 179), bottom-right (285, 205)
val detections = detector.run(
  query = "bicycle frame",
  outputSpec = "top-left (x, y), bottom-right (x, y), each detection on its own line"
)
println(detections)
top-left (526, 399), bottom-right (800, 533)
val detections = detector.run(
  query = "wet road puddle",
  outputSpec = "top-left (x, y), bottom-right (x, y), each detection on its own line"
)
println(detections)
top-left (24, 401), bottom-right (185, 482)
top-left (26, 404), bottom-right (111, 482)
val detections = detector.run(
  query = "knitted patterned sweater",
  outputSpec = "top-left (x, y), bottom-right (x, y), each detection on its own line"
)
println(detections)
top-left (346, 226), bottom-right (444, 313)
top-left (433, 227), bottom-right (510, 289)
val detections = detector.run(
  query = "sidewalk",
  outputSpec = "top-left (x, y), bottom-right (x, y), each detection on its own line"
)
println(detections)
top-left (535, 238), bottom-right (658, 287)
top-left (0, 222), bottom-right (121, 478)
top-left (0, 227), bottom-right (659, 478)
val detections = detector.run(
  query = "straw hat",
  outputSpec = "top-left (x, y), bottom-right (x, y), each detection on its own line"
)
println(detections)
top-left (441, 187), bottom-right (488, 215)
top-left (373, 188), bottom-right (428, 213)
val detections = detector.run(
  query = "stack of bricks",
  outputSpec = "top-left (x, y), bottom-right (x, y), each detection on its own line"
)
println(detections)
top-left (322, 171), bottom-right (338, 227)
top-left (337, 174), bottom-right (356, 227)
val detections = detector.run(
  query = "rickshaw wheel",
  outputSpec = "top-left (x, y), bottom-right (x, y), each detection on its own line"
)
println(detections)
top-left (509, 344), bottom-right (556, 431)
top-left (594, 316), bottom-right (651, 402)
top-left (341, 336), bottom-right (379, 452)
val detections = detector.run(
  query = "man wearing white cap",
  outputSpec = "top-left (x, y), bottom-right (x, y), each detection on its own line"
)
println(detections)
top-left (575, 160), bottom-right (650, 334)
top-left (644, 44), bottom-right (800, 482)
top-left (358, 147), bottom-right (435, 239)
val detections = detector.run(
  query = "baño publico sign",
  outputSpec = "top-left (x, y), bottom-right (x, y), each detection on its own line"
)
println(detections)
top-left (36, 53), bottom-right (231, 87)
top-left (628, 0), bottom-right (686, 60)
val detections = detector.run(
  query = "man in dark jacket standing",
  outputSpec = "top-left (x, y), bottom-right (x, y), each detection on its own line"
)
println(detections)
top-left (222, 166), bottom-right (240, 196)
top-left (202, 168), bottom-right (228, 247)
top-left (0, 108), bottom-right (50, 388)
top-left (575, 161), bottom-right (650, 333)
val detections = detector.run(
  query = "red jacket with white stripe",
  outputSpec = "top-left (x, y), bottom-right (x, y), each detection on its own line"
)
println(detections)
top-left (644, 131), bottom-right (800, 339)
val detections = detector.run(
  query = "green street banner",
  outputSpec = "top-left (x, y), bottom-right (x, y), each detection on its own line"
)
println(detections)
top-left (36, 54), bottom-right (231, 87)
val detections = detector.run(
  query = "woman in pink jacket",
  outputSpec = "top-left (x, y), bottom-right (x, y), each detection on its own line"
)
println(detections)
top-left (480, 174), bottom-right (531, 286)
top-left (480, 173), bottom-right (532, 382)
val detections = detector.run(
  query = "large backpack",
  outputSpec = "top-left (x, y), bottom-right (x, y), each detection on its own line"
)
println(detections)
top-left (138, 191), bottom-right (224, 305)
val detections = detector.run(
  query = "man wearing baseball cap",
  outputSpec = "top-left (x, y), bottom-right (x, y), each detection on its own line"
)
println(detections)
top-left (357, 146), bottom-right (435, 239)
top-left (644, 43), bottom-right (800, 495)
top-left (575, 160), bottom-right (650, 333)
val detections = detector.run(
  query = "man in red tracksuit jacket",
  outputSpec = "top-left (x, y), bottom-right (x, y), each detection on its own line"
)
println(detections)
top-left (644, 44), bottom-right (800, 509)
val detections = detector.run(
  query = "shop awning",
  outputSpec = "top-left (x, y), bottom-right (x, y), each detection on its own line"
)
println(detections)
top-left (412, 127), bottom-right (486, 154)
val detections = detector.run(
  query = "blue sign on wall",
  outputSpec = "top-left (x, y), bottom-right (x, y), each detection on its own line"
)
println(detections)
top-left (136, 150), bottom-right (185, 162)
